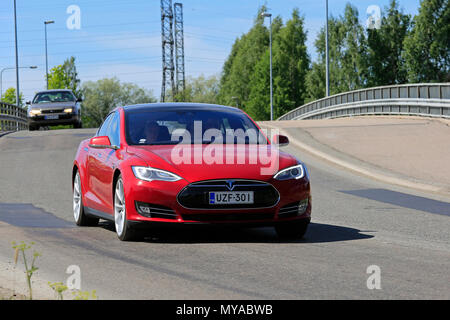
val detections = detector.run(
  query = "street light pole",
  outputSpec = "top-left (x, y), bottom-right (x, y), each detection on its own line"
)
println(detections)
top-left (44, 20), bottom-right (54, 90)
top-left (325, 0), bottom-right (330, 97)
top-left (13, 0), bottom-right (20, 107)
top-left (261, 12), bottom-right (273, 121)
top-left (0, 66), bottom-right (37, 99)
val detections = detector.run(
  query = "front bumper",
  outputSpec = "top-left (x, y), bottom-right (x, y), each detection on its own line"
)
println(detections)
top-left (124, 176), bottom-right (311, 225)
top-left (28, 113), bottom-right (79, 126)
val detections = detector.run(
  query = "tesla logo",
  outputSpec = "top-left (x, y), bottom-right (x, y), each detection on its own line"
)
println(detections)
top-left (226, 180), bottom-right (235, 191)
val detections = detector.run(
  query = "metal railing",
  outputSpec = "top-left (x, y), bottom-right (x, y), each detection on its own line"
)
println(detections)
top-left (0, 101), bottom-right (28, 132)
top-left (278, 83), bottom-right (450, 120)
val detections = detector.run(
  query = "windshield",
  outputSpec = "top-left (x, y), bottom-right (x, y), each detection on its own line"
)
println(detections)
top-left (125, 108), bottom-right (267, 146)
top-left (33, 91), bottom-right (75, 104)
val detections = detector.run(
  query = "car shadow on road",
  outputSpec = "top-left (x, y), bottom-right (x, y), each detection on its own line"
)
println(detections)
top-left (98, 221), bottom-right (374, 244)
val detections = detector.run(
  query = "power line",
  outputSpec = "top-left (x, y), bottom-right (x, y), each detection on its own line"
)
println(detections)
top-left (0, 20), bottom-right (160, 35)
top-left (0, 31), bottom-right (162, 46)
top-left (0, 45), bottom-right (161, 59)
top-left (0, 0), bottom-right (159, 14)
top-left (2, 70), bottom-right (163, 84)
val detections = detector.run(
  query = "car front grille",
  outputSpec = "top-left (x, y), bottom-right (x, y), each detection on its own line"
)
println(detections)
top-left (41, 109), bottom-right (65, 114)
top-left (177, 179), bottom-right (279, 209)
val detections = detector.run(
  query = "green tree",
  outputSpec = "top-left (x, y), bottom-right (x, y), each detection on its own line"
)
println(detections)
top-left (403, 0), bottom-right (450, 82)
top-left (217, 6), bottom-right (282, 112)
top-left (306, 16), bottom-right (346, 100)
top-left (365, 0), bottom-right (411, 86)
top-left (47, 56), bottom-right (82, 98)
top-left (1, 87), bottom-right (23, 107)
top-left (173, 74), bottom-right (220, 103)
top-left (340, 4), bottom-right (367, 90)
top-left (306, 4), bottom-right (367, 101)
top-left (81, 78), bottom-right (156, 128)
top-left (247, 9), bottom-right (310, 120)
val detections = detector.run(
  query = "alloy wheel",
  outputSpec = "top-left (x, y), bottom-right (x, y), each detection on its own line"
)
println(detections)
top-left (114, 178), bottom-right (126, 237)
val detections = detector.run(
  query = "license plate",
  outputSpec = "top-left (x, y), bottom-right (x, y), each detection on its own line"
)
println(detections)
top-left (209, 191), bottom-right (254, 205)
top-left (45, 115), bottom-right (59, 120)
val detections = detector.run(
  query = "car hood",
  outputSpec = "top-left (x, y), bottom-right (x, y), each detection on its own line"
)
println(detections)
top-left (126, 144), bottom-right (299, 183)
top-left (30, 101), bottom-right (76, 109)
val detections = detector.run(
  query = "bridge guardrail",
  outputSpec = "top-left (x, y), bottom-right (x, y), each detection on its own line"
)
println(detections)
top-left (278, 83), bottom-right (450, 120)
top-left (0, 101), bottom-right (28, 132)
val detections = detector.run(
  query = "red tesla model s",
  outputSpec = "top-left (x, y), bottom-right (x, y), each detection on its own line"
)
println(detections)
top-left (72, 103), bottom-right (311, 241)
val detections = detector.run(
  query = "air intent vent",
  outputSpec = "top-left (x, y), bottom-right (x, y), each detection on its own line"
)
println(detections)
top-left (41, 109), bottom-right (64, 114)
top-left (181, 212), bottom-right (274, 222)
top-left (278, 199), bottom-right (308, 218)
top-left (135, 202), bottom-right (177, 220)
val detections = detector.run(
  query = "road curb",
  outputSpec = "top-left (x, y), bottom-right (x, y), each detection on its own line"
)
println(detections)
top-left (261, 122), bottom-right (448, 197)
top-left (0, 131), bottom-right (14, 138)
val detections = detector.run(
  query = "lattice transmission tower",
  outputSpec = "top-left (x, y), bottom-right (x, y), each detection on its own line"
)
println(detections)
top-left (160, 0), bottom-right (175, 102)
top-left (174, 3), bottom-right (185, 100)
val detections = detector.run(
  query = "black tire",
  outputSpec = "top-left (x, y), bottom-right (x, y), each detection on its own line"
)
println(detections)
top-left (73, 121), bottom-right (82, 129)
top-left (275, 220), bottom-right (309, 240)
top-left (29, 125), bottom-right (38, 131)
top-left (73, 171), bottom-right (99, 227)
top-left (114, 175), bottom-right (139, 241)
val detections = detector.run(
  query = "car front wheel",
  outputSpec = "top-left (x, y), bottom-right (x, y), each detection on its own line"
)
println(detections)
top-left (114, 175), bottom-right (137, 241)
top-left (73, 171), bottom-right (99, 226)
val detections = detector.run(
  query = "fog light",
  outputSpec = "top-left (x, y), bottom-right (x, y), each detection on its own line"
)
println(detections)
top-left (137, 203), bottom-right (151, 215)
top-left (298, 199), bottom-right (308, 214)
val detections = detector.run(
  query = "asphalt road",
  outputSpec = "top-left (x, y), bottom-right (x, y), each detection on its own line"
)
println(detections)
top-left (0, 128), bottom-right (449, 299)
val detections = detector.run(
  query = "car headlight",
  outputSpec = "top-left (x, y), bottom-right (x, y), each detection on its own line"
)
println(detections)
top-left (132, 166), bottom-right (182, 182)
top-left (274, 164), bottom-right (305, 180)
top-left (64, 108), bottom-right (73, 113)
top-left (29, 109), bottom-right (41, 116)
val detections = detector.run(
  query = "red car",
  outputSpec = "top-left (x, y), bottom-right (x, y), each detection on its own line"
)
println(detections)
top-left (72, 103), bottom-right (311, 241)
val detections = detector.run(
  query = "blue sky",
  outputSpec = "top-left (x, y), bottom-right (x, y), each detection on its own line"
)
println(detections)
top-left (0, 0), bottom-right (421, 102)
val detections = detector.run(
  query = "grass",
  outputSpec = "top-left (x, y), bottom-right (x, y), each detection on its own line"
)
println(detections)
top-left (49, 125), bottom-right (73, 130)
top-left (9, 241), bottom-right (98, 300)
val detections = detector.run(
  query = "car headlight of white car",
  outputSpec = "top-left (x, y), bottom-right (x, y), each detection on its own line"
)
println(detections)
top-left (132, 166), bottom-right (182, 182)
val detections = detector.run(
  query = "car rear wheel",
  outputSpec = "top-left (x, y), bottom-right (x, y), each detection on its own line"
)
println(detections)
top-left (275, 220), bottom-right (309, 240)
top-left (114, 176), bottom-right (137, 241)
top-left (73, 171), bottom-right (99, 226)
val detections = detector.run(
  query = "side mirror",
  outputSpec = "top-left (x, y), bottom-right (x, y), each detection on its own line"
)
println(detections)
top-left (89, 136), bottom-right (117, 149)
top-left (272, 134), bottom-right (289, 147)
top-left (26, 101), bottom-right (31, 105)
top-left (77, 98), bottom-right (83, 102)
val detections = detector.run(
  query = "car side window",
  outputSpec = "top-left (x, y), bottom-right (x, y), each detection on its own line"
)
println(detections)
top-left (97, 114), bottom-right (113, 137)
top-left (108, 112), bottom-right (120, 147)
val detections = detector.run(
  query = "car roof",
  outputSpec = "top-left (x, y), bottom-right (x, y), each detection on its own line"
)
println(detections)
top-left (122, 102), bottom-right (241, 113)
top-left (35, 89), bottom-right (74, 94)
